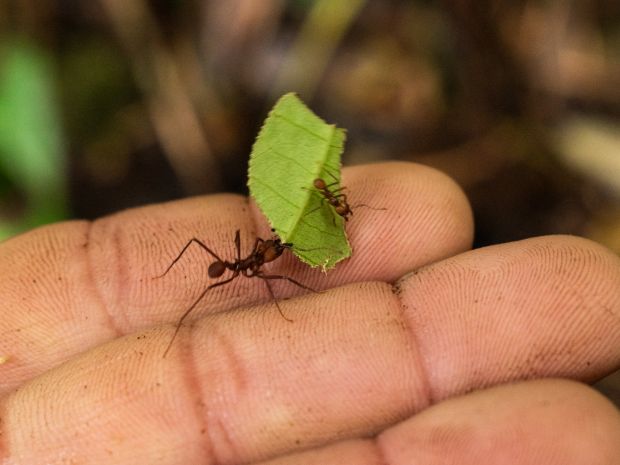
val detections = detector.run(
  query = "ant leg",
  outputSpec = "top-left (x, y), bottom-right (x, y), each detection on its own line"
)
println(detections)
top-left (155, 238), bottom-right (224, 278)
top-left (304, 204), bottom-right (323, 216)
top-left (262, 279), bottom-right (293, 323)
top-left (302, 199), bottom-right (338, 225)
top-left (250, 237), bottom-right (265, 253)
top-left (331, 191), bottom-right (386, 212)
top-left (322, 181), bottom-right (347, 194)
top-left (303, 191), bottom-right (336, 216)
top-left (234, 230), bottom-right (265, 260)
top-left (321, 165), bottom-right (343, 184)
top-left (163, 273), bottom-right (238, 357)
top-left (234, 230), bottom-right (241, 262)
top-left (330, 210), bottom-right (337, 226)
top-left (302, 196), bottom-right (330, 218)
top-left (350, 203), bottom-right (387, 211)
top-left (256, 272), bottom-right (317, 293)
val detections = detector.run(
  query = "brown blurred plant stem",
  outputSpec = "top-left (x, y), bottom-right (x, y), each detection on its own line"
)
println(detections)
top-left (100, 0), bottom-right (222, 194)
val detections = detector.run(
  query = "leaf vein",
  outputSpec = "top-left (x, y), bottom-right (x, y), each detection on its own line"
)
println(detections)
top-left (251, 176), bottom-right (302, 210)
top-left (273, 112), bottom-right (341, 148)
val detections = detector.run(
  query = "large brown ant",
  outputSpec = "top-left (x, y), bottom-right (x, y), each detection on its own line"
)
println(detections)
top-left (307, 167), bottom-right (386, 223)
top-left (158, 229), bottom-right (314, 356)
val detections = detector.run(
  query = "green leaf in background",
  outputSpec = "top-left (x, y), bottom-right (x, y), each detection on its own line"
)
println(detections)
top-left (248, 93), bottom-right (352, 270)
top-left (0, 38), bottom-right (67, 238)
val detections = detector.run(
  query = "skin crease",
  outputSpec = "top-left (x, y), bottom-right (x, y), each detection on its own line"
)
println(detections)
top-left (0, 162), bottom-right (617, 464)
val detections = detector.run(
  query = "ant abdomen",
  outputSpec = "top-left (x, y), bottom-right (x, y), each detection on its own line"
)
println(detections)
top-left (208, 261), bottom-right (226, 278)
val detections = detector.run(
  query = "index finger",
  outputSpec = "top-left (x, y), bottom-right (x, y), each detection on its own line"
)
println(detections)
top-left (0, 162), bottom-right (473, 392)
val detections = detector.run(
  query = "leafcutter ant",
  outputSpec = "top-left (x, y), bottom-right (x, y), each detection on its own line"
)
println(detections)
top-left (158, 229), bottom-right (314, 356)
top-left (307, 166), bottom-right (386, 223)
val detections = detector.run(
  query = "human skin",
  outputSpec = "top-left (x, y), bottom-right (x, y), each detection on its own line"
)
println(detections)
top-left (0, 162), bottom-right (619, 464)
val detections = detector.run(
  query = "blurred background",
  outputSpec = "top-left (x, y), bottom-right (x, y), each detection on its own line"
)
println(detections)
top-left (0, 1), bottom-right (618, 402)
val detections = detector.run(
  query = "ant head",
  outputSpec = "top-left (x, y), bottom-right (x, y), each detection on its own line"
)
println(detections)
top-left (262, 241), bottom-right (286, 263)
top-left (208, 260), bottom-right (226, 278)
top-left (335, 204), bottom-right (350, 218)
top-left (313, 178), bottom-right (326, 189)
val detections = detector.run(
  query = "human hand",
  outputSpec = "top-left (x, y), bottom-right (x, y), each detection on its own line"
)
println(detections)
top-left (0, 162), bottom-right (619, 464)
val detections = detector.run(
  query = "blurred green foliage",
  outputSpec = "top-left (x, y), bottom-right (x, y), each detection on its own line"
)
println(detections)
top-left (0, 38), bottom-right (67, 239)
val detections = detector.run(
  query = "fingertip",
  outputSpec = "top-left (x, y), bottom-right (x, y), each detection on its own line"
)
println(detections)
top-left (397, 234), bottom-right (620, 400)
top-left (348, 162), bottom-right (474, 258)
top-left (260, 161), bottom-right (474, 286)
top-left (379, 379), bottom-right (620, 465)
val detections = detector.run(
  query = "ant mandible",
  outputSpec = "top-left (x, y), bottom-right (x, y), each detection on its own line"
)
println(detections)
top-left (158, 229), bottom-right (314, 356)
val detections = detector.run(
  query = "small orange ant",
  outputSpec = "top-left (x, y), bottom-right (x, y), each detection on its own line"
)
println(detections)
top-left (307, 167), bottom-right (385, 223)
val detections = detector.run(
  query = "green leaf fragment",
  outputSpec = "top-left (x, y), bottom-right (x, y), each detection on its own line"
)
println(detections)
top-left (248, 93), bottom-right (351, 270)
